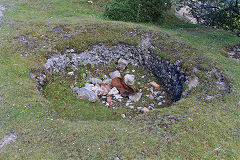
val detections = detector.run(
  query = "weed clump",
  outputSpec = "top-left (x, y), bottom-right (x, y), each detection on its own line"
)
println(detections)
top-left (104, 0), bottom-right (172, 23)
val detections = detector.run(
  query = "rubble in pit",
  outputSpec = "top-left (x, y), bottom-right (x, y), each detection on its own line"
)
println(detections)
top-left (31, 40), bottom-right (187, 102)
top-left (72, 64), bottom-right (170, 112)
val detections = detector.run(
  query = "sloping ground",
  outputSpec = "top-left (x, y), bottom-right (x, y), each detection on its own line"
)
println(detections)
top-left (0, 0), bottom-right (240, 159)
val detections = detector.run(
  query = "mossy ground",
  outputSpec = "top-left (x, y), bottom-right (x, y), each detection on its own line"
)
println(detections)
top-left (0, 0), bottom-right (240, 159)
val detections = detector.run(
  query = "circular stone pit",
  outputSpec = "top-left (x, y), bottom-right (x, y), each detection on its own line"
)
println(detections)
top-left (30, 39), bottom-right (187, 117)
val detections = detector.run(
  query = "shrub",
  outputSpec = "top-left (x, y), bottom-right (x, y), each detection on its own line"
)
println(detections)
top-left (104, 0), bottom-right (172, 23)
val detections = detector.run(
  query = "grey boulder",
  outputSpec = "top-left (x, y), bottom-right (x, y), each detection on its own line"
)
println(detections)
top-left (75, 87), bottom-right (99, 102)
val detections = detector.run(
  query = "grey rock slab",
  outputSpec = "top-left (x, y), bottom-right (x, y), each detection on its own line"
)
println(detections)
top-left (76, 87), bottom-right (99, 102)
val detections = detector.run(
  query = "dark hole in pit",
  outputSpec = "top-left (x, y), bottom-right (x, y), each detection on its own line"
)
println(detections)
top-left (32, 43), bottom-right (187, 121)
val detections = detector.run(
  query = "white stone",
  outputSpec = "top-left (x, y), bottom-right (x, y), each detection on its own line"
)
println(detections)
top-left (66, 49), bottom-right (75, 53)
top-left (158, 102), bottom-right (163, 106)
top-left (117, 58), bottom-right (129, 71)
top-left (129, 93), bottom-right (142, 102)
top-left (128, 106), bottom-right (134, 109)
top-left (125, 103), bottom-right (131, 106)
top-left (124, 74), bottom-right (135, 85)
top-left (121, 114), bottom-right (126, 118)
top-left (109, 71), bottom-right (121, 79)
top-left (67, 71), bottom-right (74, 76)
top-left (114, 94), bottom-right (123, 100)
top-left (142, 107), bottom-right (150, 113)
top-left (108, 87), bottom-right (119, 95)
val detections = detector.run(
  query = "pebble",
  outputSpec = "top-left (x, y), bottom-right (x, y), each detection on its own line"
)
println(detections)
top-left (137, 107), bottom-right (143, 111)
top-left (206, 96), bottom-right (214, 100)
top-left (153, 91), bottom-right (160, 95)
top-left (125, 103), bottom-right (130, 106)
top-left (158, 102), bottom-right (163, 106)
top-left (114, 157), bottom-right (120, 160)
top-left (148, 106), bottom-right (154, 110)
top-left (67, 71), bottom-right (74, 76)
top-left (114, 94), bottom-right (123, 100)
top-left (66, 49), bottom-right (75, 53)
top-left (109, 70), bottom-right (121, 79)
top-left (238, 100), bottom-right (240, 106)
top-left (117, 58), bottom-right (129, 71)
top-left (129, 93), bottom-right (142, 102)
top-left (150, 81), bottom-right (160, 90)
top-left (121, 114), bottom-right (126, 118)
top-left (124, 74), bottom-right (136, 85)
top-left (142, 107), bottom-right (150, 113)
top-left (128, 106), bottom-right (134, 109)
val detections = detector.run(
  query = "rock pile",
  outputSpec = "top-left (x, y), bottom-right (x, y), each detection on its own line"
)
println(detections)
top-left (72, 60), bottom-right (167, 112)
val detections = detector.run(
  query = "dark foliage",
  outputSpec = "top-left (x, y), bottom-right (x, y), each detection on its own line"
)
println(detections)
top-left (177, 0), bottom-right (240, 33)
top-left (104, 0), bottom-right (172, 23)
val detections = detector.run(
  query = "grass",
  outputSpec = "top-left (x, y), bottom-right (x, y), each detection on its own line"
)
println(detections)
top-left (0, 0), bottom-right (240, 159)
